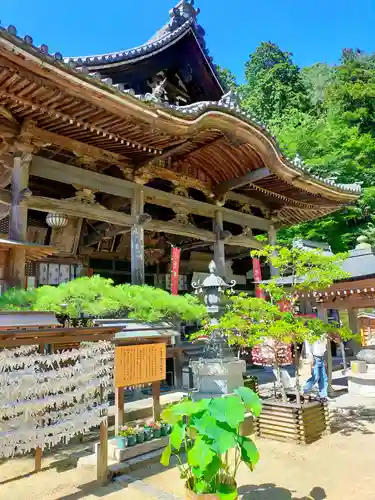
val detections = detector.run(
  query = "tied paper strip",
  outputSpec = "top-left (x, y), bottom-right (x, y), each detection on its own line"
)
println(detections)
top-left (0, 341), bottom-right (113, 459)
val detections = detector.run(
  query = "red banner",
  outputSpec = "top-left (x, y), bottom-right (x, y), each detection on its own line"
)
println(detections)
top-left (252, 258), bottom-right (265, 299)
top-left (171, 247), bottom-right (181, 295)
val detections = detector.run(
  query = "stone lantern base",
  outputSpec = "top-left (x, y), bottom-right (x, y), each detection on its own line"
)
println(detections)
top-left (348, 347), bottom-right (375, 397)
top-left (190, 358), bottom-right (246, 399)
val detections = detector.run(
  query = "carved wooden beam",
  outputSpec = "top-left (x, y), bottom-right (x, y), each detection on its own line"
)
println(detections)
top-left (30, 156), bottom-right (271, 231)
top-left (120, 219), bottom-right (217, 242)
top-left (28, 195), bottom-right (137, 226)
top-left (134, 164), bottom-right (213, 197)
top-left (225, 234), bottom-right (264, 250)
top-left (0, 186), bottom-right (266, 248)
top-left (226, 191), bottom-right (268, 210)
top-left (85, 223), bottom-right (122, 246)
top-left (214, 167), bottom-right (271, 196)
top-left (135, 135), bottom-right (224, 171)
top-left (20, 122), bottom-right (132, 173)
top-left (135, 140), bottom-right (192, 168)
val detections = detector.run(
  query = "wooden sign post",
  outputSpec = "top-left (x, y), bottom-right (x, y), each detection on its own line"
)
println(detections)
top-left (114, 343), bottom-right (167, 433)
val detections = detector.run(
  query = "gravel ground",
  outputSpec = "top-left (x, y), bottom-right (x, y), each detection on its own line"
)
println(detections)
top-left (1, 394), bottom-right (374, 500)
top-left (1, 370), bottom-right (373, 500)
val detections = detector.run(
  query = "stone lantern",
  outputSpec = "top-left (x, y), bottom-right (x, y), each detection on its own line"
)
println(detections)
top-left (190, 260), bottom-right (246, 398)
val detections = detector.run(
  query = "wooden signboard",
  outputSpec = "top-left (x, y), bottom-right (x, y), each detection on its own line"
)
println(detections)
top-left (114, 343), bottom-right (166, 388)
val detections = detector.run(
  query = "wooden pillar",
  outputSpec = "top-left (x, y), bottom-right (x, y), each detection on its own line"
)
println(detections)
top-left (131, 187), bottom-right (145, 285)
top-left (34, 446), bottom-right (42, 472)
top-left (97, 419), bottom-right (108, 485)
top-left (114, 387), bottom-right (124, 436)
top-left (268, 224), bottom-right (277, 277)
top-left (213, 211), bottom-right (225, 278)
top-left (152, 381), bottom-right (161, 422)
top-left (7, 152), bottom-right (31, 289)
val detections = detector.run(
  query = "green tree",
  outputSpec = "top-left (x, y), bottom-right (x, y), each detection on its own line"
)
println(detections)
top-left (301, 63), bottom-right (335, 107)
top-left (269, 49), bottom-right (375, 251)
top-left (240, 42), bottom-right (308, 123)
top-left (215, 65), bottom-right (237, 91)
top-left (201, 247), bottom-right (353, 402)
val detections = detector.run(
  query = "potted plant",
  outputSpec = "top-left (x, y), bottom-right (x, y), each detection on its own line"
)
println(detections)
top-left (153, 421), bottom-right (162, 439)
top-left (207, 246), bottom-right (356, 443)
top-left (160, 386), bottom-right (262, 499)
top-left (161, 421), bottom-right (172, 436)
top-left (144, 423), bottom-right (153, 441)
top-left (121, 425), bottom-right (137, 446)
top-left (135, 424), bottom-right (145, 444)
top-left (115, 426), bottom-right (128, 450)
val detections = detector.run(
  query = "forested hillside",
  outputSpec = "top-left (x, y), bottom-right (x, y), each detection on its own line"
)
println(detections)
top-left (217, 43), bottom-right (375, 252)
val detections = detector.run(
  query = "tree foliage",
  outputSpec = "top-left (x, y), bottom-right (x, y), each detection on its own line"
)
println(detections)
top-left (0, 276), bottom-right (207, 323)
top-left (216, 65), bottom-right (237, 92)
top-left (241, 42), bottom-right (308, 123)
top-left (233, 42), bottom-right (375, 251)
top-left (198, 247), bottom-right (354, 401)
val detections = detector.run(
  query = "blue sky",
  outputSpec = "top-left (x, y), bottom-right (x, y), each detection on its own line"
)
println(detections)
top-left (1, 0), bottom-right (374, 82)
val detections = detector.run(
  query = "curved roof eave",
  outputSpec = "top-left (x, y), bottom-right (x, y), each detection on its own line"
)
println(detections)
top-left (64, 19), bottom-right (195, 66)
top-left (0, 26), bottom-right (361, 202)
top-left (154, 99), bottom-right (361, 201)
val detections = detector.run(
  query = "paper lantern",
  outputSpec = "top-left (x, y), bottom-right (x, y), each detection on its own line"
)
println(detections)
top-left (46, 213), bottom-right (68, 228)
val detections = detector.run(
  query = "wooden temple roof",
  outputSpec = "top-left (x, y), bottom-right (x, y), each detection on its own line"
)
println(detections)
top-left (0, 21), bottom-right (360, 231)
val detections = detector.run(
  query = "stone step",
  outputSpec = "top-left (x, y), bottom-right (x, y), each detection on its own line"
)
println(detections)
top-left (127, 448), bottom-right (165, 471)
top-left (77, 452), bottom-right (118, 469)
top-left (80, 440), bottom-right (167, 476)
top-left (108, 461), bottom-right (131, 477)
top-left (107, 448), bottom-right (164, 478)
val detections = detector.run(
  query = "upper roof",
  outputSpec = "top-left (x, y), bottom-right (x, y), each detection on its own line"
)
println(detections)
top-left (64, 1), bottom-right (224, 96)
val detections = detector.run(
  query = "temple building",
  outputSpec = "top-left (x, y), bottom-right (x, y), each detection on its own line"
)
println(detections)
top-left (0, 0), bottom-right (360, 292)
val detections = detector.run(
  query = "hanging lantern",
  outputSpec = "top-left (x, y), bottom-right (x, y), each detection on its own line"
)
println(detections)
top-left (46, 213), bottom-right (68, 228)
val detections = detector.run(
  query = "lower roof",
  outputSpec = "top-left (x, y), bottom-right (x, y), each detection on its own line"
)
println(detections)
top-left (0, 239), bottom-right (56, 262)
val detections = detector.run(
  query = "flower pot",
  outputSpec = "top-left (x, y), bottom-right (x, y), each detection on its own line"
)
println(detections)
top-left (256, 399), bottom-right (330, 444)
top-left (127, 435), bottom-right (137, 446)
top-left (136, 431), bottom-right (145, 444)
top-left (153, 428), bottom-right (161, 438)
top-left (184, 479), bottom-right (237, 499)
top-left (115, 436), bottom-right (127, 449)
top-left (144, 428), bottom-right (153, 441)
top-left (161, 424), bottom-right (169, 437)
